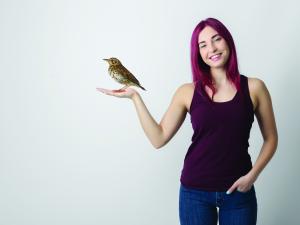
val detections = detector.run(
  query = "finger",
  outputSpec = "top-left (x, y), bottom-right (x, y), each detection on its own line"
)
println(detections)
top-left (96, 88), bottom-right (106, 92)
top-left (112, 89), bottom-right (126, 93)
top-left (96, 88), bottom-right (126, 98)
top-left (97, 88), bottom-right (112, 95)
top-left (226, 183), bottom-right (238, 194)
top-left (238, 186), bottom-right (251, 193)
top-left (104, 91), bottom-right (123, 97)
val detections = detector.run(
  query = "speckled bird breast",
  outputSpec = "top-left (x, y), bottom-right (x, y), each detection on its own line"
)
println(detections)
top-left (108, 66), bottom-right (126, 83)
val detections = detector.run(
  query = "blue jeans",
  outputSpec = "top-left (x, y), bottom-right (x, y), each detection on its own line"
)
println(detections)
top-left (179, 184), bottom-right (257, 225)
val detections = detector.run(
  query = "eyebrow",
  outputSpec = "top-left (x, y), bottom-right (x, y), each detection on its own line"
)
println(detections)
top-left (198, 34), bottom-right (220, 44)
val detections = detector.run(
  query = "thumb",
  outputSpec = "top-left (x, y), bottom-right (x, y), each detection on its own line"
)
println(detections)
top-left (226, 182), bottom-right (238, 195)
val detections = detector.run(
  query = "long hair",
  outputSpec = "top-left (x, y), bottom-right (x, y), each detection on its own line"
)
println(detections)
top-left (190, 18), bottom-right (241, 102)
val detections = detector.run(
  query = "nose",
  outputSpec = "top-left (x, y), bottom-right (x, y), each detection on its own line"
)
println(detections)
top-left (207, 43), bottom-right (217, 53)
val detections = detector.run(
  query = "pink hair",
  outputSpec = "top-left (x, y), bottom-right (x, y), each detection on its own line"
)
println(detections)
top-left (190, 18), bottom-right (241, 102)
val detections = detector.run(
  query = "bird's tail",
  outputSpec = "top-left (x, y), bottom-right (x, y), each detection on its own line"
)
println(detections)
top-left (138, 84), bottom-right (146, 91)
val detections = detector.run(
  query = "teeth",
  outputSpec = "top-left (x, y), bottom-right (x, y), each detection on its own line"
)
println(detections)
top-left (210, 53), bottom-right (221, 59)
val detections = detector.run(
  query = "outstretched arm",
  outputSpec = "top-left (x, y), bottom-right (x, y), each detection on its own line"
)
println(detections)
top-left (131, 84), bottom-right (189, 149)
top-left (97, 84), bottom-right (191, 149)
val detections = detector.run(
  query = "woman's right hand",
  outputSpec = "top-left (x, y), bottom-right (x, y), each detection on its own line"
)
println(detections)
top-left (96, 87), bottom-right (139, 99)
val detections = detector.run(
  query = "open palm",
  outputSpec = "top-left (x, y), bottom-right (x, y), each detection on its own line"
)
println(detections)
top-left (96, 87), bottom-right (138, 99)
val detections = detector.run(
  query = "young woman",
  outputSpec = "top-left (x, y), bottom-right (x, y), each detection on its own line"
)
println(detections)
top-left (97, 17), bottom-right (278, 225)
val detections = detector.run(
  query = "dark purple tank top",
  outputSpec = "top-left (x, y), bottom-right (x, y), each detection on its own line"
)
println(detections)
top-left (180, 74), bottom-right (254, 191)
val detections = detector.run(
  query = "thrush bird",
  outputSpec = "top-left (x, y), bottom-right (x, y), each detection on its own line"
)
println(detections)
top-left (103, 57), bottom-right (146, 91)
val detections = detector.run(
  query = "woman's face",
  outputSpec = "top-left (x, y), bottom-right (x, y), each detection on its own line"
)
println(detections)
top-left (198, 26), bottom-right (230, 69)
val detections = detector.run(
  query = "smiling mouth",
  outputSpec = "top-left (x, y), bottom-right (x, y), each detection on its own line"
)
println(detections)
top-left (209, 53), bottom-right (222, 59)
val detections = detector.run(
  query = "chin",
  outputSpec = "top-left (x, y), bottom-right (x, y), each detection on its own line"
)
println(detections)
top-left (208, 61), bottom-right (225, 68)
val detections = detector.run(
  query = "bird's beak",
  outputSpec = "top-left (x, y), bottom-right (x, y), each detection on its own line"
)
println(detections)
top-left (103, 58), bottom-right (108, 61)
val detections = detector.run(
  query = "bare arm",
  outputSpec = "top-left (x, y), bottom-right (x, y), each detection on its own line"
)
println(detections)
top-left (131, 85), bottom-right (189, 149)
top-left (248, 78), bottom-right (279, 180)
top-left (97, 84), bottom-right (191, 149)
top-left (226, 78), bottom-right (279, 194)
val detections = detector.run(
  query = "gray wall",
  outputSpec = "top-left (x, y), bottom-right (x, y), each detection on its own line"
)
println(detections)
top-left (0, 0), bottom-right (299, 224)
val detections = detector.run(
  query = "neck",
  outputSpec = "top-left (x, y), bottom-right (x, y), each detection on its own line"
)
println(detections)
top-left (210, 67), bottom-right (228, 87)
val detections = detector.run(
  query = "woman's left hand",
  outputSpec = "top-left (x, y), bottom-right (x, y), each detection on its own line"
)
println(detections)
top-left (226, 173), bottom-right (257, 194)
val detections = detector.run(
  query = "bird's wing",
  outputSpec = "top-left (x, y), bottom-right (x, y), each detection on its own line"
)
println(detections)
top-left (116, 65), bottom-right (140, 84)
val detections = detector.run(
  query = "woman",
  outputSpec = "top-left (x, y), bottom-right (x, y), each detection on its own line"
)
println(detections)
top-left (97, 17), bottom-right (278, 225)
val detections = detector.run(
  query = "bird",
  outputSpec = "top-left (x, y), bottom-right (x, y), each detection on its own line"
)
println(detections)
top-left (103, 57), bottom-right (146, 91)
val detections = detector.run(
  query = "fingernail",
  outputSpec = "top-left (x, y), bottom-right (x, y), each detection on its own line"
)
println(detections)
top-left (226, 191), bottom-right (230, 194)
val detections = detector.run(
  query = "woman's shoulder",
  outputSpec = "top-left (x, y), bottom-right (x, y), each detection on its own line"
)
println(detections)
top-left (246, 75), bottom-right (266, 94)
top-left (245, 75), bottom-right (267, 111)
top-left (177, 82), bottom-right (196, 92)
top-left (173, 82), bottom-right (196, 111)
top-left (175, 82), bottom-right (196, 99)
top-left (246, 75), bottom-right (263, 84)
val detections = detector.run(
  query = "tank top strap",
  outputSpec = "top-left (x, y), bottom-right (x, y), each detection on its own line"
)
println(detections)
top-left (239, 74), bottom-right (255, 114)
top-left (189, 81), bottom-right (203, 113)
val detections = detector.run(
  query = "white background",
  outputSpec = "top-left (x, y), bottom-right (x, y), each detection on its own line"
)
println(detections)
top-left (0, 0), bottom-right (299, 224)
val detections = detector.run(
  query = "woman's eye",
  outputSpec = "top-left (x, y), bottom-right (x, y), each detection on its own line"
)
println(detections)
top-left (200, 45), bottom-right (206, 48)
top-left (215, 38), bottom-right (221, 41)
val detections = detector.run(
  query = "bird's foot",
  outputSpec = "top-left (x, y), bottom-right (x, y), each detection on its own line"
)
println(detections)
top-left (112, 89), bottom-right (125, 93)
top-left (113, 86), bottom-right (128, 92)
